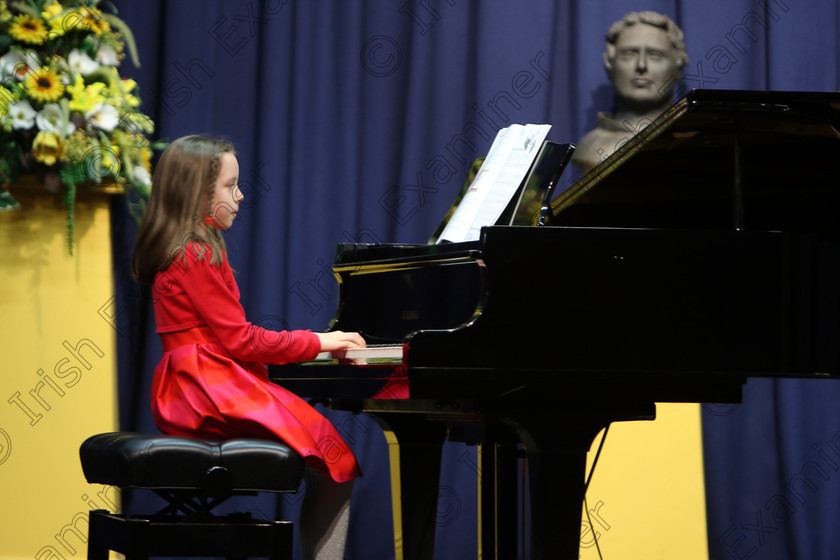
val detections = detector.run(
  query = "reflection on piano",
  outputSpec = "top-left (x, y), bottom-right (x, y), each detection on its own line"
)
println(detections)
top-left (270, 90), bottom-right (840, 560)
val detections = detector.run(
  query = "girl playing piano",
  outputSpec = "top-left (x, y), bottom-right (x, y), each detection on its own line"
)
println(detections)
top-left (131, 134), bottom-right (364, 560)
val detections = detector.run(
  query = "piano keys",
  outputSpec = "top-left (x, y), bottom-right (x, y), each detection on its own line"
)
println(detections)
top-left (314, 344), bottom-right (404, 361)
top-left (271, 89), bottom-right (840, 560)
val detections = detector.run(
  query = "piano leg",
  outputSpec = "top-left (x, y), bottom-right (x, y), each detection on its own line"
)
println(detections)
top-left (479, 435), bottom-right (522, 559)
top-left (500, 402), bottom-right (656, 560)
top-left (369, 413), bottom-right (448, 560)
top-left (526, 446), bottom-right (591, 559)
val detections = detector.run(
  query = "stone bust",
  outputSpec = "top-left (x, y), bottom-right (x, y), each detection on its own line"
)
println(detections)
top-left (572, 11), bottom-right (689, 172)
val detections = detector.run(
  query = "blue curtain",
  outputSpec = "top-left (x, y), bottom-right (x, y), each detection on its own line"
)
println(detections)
top-left (108, 1), bottom-right (840, 559)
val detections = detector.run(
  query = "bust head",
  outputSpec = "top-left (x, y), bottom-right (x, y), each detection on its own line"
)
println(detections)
top-left (603, 11), bottom-right (689, 114)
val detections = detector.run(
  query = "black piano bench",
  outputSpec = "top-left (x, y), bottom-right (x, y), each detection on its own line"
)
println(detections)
top-left (79, 432), bottom-right (305, 560)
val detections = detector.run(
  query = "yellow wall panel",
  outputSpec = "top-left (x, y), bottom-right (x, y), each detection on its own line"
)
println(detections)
top-left (0, 185), bottom-right (120, 560)
top-left (580, 403), bottom-right (708, 559)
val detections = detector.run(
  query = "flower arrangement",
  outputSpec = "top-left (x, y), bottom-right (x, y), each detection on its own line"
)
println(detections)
top-left (0, 0), bottom-right (161, 253)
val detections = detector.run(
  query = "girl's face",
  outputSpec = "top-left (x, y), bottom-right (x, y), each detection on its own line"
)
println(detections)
top-left (208, 151), bottom-right (242, 230)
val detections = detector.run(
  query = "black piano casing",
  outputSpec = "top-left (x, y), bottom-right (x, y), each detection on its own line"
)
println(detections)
top-left (326, 226), bottom-right (839, 401)
top-left (419, 227), bottom-right (839, 374)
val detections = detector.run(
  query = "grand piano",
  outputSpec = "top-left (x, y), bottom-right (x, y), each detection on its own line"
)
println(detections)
top-left (270, 90), bottom-right (840, 559)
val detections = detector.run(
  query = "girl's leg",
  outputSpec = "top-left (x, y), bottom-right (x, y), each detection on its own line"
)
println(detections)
top-left (299, 467), bottom-right (355, 560)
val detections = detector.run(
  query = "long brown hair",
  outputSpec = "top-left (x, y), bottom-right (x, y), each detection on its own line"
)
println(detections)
top-left (131, 135), bottom-right (235, 284)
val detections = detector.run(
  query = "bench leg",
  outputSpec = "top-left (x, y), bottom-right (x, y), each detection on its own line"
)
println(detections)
top-left (87, 510), bottom-right (110, 560)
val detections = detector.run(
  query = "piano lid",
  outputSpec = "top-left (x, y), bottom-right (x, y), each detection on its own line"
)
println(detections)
top-left (548, 89), bottom-right (840, 233)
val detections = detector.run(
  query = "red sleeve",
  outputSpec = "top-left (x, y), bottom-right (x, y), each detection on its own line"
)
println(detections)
top-left (177, 246), bottom-right (321, 364)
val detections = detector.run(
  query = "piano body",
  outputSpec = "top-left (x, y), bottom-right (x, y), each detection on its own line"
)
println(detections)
top-left (270, 90), bottom-right (840, 559)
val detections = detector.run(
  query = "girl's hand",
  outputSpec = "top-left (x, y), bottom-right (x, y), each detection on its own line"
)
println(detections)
top-left (315, 331), bottom-right (367, 364)
top-left (315, 331), bottom-right (367, 352)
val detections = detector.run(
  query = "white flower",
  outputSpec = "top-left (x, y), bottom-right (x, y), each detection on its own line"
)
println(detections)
top-left (96, 45), bottom-right (120, 67)
top-left (35, 103), bottom-right (76, 135)
top-left (86, 102), bottom-right (119, 131)
top-left (0, 49), bottom-right (40, 82)
top-left (68, 49), bottom-right (100, 76)
top-left (132, 166), bottom-right (152, 187)
top-left (6, 100), bottom-right (36, 129)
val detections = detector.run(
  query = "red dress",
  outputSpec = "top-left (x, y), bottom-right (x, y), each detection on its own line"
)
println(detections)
top-left (150, 242), bottom-right (361, 483)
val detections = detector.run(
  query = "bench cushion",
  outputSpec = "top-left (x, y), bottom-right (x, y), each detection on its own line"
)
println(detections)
top-left (80, 432), bottom-right (304, 494)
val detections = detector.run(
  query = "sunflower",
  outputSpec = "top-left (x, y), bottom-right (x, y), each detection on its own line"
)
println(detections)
top-left (8, 14), bottom-right (47, 45)
top-left (78, 7), bottom-right (111, 36)
top-left (24, 67), bottom-right (65, 103)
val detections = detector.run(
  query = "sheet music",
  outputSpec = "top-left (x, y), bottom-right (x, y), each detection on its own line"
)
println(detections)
top-left (437, 123), bottom-right (551, 243)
